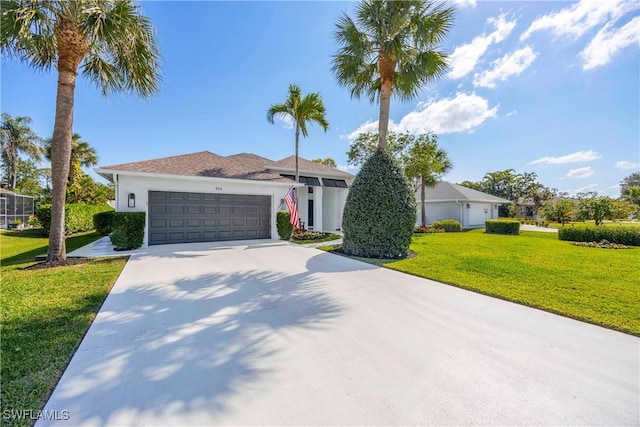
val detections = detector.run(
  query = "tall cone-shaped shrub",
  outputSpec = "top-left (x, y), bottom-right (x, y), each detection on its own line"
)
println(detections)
top-left (342, 150), bottom-right (416, 258)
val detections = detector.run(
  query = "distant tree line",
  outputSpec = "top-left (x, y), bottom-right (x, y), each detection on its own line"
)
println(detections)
top-left (1, 113), bottom-right (114, 206)
top-left (459, 168), bottom-right (640, 224)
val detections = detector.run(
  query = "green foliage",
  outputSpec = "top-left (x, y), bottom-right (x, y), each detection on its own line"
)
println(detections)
top-left (346, 132), bottom-right (414, 167)
top-left (575, 193), bottom-right (613, 225)
top-left (431, 219), bottom-right (462, 232)
top-left (36, 204), bottom-right (112, 235)
top-left (558, 225), bottom-right (640, 246)
top-left (541, 198), bottom-right (576, 225)
top-left (620, 172), bottom-right (640, 198)
top-left (0, 113), bottom-right (43, 191)
top-left (312, 157), bottom-right (337, 168)
top-left (460, 170), bottom-right (555, 218)
top-left (6, 158), bottom-right (44, 197)
top-left (414, 225), bottom-right (444, 233)
top-left (66, 172), bottom-right (115, 205)
top-left (342, 150), bottom-right (416, 258)
top-left (277, 211), bottom-right (294, 240)
top-left (93, 211), bottom-right (115, 236)
top-left (109, 212), bottom-right (146, 249)
top-left (485, 219), bottom-right (520, 235)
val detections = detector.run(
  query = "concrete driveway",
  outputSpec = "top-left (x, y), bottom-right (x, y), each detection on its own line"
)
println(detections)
top-left (39, 240), bottom-right (638, 426)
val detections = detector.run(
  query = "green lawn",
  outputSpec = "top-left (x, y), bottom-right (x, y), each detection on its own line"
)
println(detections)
top-left (1, 229), bottom-right (127, 427)
top-left (325, 230), bottom-right (639, 336)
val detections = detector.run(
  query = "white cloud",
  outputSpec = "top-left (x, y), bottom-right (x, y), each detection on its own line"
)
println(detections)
top-left (450, 0), bottom-right (476, 8)
top-left (564, 184), bottom-right (600, 195)
top-left (615, 160), bottom-right (640, 170)
top-left (275, 114), bottom-right (294, 130)
top-left (473, 47), bottom-right (538, 88)
top-left (581, 16), bottom-right (640, 70)
top-left (344, 93), bottom-right (498, 140)
top-left (397, 93), bottom-right (498, 135)
top-left (520, 0), bottom-right (639, 41)
top-left (448, 13), bottom-right (517, 79)
top-left (506, 110), bottom-right (518, 117)
top-left (342, 120), bottom-right (386, 141)
top-left (567, 166), bottom-right (594, 178)
top-left (529, 149), bottom-right (601, 165)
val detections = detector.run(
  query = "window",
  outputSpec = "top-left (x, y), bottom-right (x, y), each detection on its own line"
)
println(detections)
top-left (322, 178), bottom-right (348, 188)
top-left (279, 174), bottom-right (321, 186)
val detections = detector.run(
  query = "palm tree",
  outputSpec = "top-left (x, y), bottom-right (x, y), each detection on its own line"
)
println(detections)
top-left (45, 133), bottom-right (98, 184)
top-left (0, 113), bottom-right (43, 191)
top-left (332, 0), bottom-right (454, 150)
top-left (1, 0), bottom-right (161, 262)
top-left (267, 83), bottom-right (329, 187)
top-left (403, 133), bottom-right (452, 226)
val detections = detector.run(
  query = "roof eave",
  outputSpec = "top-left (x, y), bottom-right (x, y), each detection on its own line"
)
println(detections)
top-left (94, 168), bottom-right (305, 187)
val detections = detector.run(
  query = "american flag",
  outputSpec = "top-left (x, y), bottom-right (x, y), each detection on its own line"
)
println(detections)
top-left (284, 188), bottom-right (300, 229)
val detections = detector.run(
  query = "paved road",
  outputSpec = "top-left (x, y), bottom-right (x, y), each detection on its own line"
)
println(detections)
top-left (39, 240), bottom-right (639, 426)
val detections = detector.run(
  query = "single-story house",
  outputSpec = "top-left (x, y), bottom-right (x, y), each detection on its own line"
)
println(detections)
top-left (95, 151), bottom-right (353, 246)
top-left (416, 182), bottom-right (511, 228)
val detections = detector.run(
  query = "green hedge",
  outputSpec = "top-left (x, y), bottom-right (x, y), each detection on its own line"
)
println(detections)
top-left (485, 219), bottom-right (520, 235)
top-left (109, 212), bottom-right (146, 249)
top-left (342, 150), bottom-right (416, 259)
top-left (277, 211), bottom-right (294, 240)
top-left (93, 211), bottom-right (116, 236)
top-left (558, 225), bottom-right (640, 246)
top-left (431, 219), bottom-right (462, 232)
top-left (35, 204), bottom-right (113, 235)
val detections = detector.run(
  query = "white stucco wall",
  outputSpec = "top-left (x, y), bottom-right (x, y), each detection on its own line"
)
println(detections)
top-left (114, 173), bottom-right (297, 246)
top-left (322, 187), bottom-right (347, 232)
top-left (419, 202), bottom-right (463, 226)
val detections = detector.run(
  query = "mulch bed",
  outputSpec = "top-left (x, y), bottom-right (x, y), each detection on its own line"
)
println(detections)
top-left (23, 257), bottom-right (91, 270)
top-left (331, 246), bottom-right (416, 261)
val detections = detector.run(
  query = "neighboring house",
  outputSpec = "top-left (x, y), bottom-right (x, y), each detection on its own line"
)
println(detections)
top-left (95, 151), bottom-right (353, 246)
top-left (0, 187), bottom-right (34, 229)
top-left (515, 196), bottom-right (563, 220)
top-left (416, 182), bottom-right (511, 229)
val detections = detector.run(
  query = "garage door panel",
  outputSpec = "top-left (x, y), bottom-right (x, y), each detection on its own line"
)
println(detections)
top-left (148, 191), bottom-right (271, 245)
top-left (169, 219), bottom-right (185, 227)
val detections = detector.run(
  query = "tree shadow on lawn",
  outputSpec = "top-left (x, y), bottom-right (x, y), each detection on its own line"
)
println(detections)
top-left (37, 267), bottom-right (344, 425)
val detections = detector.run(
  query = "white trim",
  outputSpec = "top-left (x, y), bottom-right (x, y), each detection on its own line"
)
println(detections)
top-left (95, 168), bottom-right (305, 187)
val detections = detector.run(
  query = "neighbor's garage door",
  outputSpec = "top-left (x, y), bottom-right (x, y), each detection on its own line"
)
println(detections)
top-left (148, 191), bottom-right (271, 245)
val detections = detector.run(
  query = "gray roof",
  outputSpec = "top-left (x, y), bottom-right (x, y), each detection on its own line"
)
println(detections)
top-left (421, 182), bottom-right (512, 204)
top-left (271, 156), bottom-right (354, 178)
top-left (97, 151), bottom-right (353, 184)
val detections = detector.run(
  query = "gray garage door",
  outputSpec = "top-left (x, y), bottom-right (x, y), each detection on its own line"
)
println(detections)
top-left (148, 191), bottom-right (271, 245)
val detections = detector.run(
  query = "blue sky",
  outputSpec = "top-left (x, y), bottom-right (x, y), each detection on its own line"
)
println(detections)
top-left (2, 0), bottom-right (639, 196)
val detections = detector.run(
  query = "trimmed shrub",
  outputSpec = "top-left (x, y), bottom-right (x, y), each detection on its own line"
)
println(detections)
top-left (414, 226), bottom-right (445, 233)
top-left (342, 150), bottom-right (416, 259)
top-left (431, 219), bottom-right (462, 232)
top-left (109, 212), bottom-right (146, 249)
top-left (486, 219), bottom-right (520, 235)
top-left (94, 211), bottom-right (116, 236)
top-left (277, 211), bottom-right (294, 240)
top-left (35, 204), bottom-right (113, 235)
top-left (558, 225), bottom-right (640, 246)
top-left (292, 230), bottom-right (326, 241)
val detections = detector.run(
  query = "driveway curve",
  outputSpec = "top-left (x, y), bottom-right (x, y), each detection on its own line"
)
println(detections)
top-left (39, 240), bottom-right (639, 426)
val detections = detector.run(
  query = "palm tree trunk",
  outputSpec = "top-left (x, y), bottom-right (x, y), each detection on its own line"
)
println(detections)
top-left (377, 54), bottom-right (395, 151)
top-left (47, 69), bottom-right (76, 262)
top-left (10, 147), bottom-right (18, 190)
top-left (421, 177), bottom-right (427, 226)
